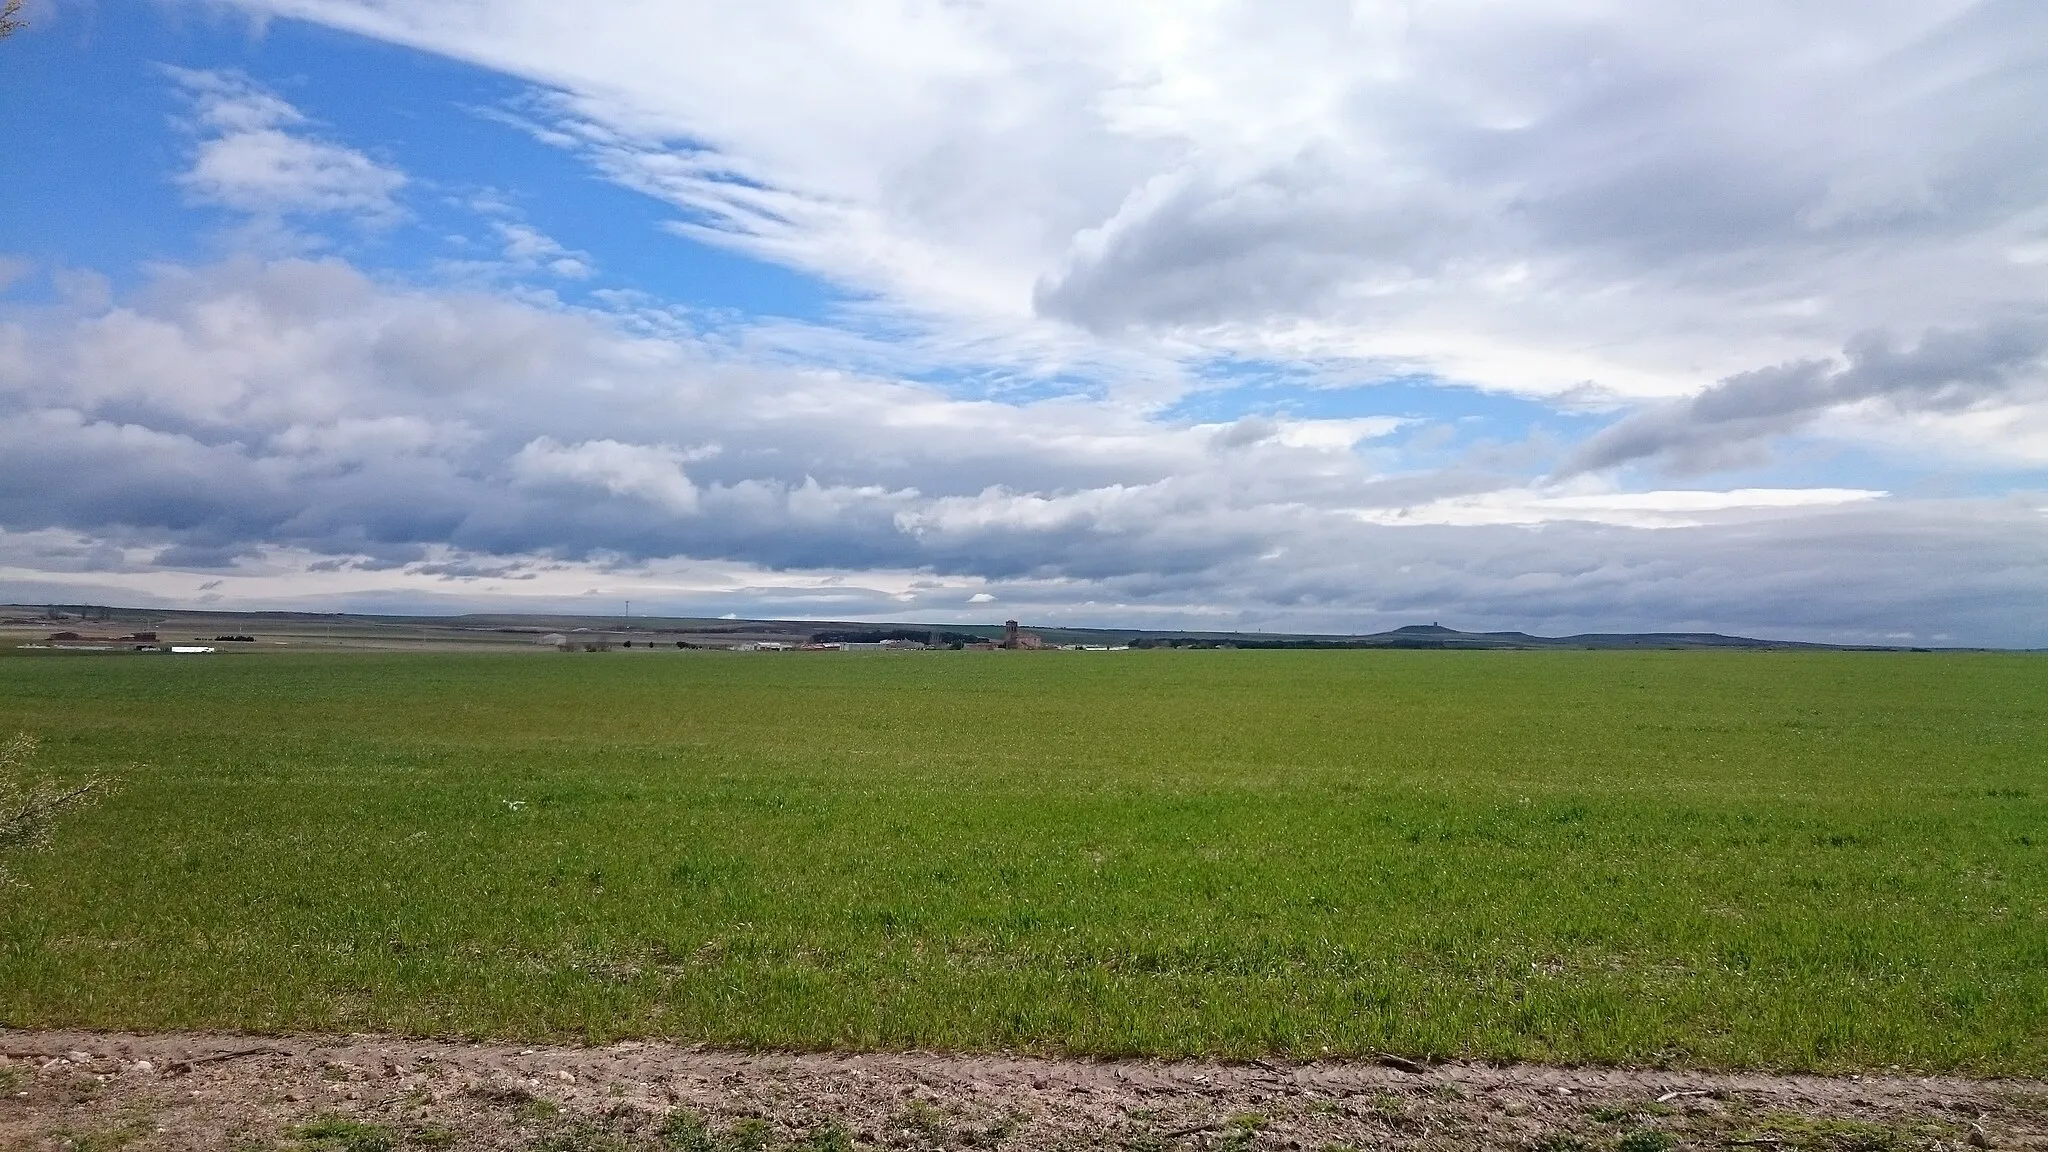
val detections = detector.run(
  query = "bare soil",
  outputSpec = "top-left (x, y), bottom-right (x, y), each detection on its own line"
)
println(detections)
top-left (4, 1030), bottom-right (2044, 1152)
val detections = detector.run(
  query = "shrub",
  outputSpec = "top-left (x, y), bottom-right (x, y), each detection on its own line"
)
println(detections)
top-left (0, 734), bottom-right (105, 885)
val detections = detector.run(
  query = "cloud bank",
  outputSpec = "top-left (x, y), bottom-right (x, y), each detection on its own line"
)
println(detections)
top-left (4, 255), bottom-right (2046, 642)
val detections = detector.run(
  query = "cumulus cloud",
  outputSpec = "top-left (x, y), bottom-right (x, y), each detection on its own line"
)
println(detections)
top-left (169, 67), bottom-right (406, 225)
top-left (511, 437), bottom-right (703, 513)
top-left (0, 257), bottom-right (1259, 573)
top-left (4, 255), bottom-right (2048, 642)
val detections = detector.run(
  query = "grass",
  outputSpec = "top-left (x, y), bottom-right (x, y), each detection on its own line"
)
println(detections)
top-left (294, 1117), bottom-right (396, 1152)
top-left (41, 1111), bottom-right (154, 1152)
top-left (0, 648), bottom-right (2043, 1072)
top-left (1730, 1112), bottom-right (1918, 1151)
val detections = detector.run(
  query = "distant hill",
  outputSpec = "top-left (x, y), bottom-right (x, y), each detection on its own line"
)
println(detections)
top-left (1342, 625), bottom-right (1885, 651)
top-left (1117, 623), bottom-right (1908, 651)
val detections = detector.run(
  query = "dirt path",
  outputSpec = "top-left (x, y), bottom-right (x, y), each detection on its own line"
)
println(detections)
top-left (4, 1030), bottom-right (2043, 1152)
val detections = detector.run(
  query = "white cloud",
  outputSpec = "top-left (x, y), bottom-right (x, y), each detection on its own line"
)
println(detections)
top-left (511, 437), bottom-right (703, 513)
top-left (1354, 486), bottom-right (1888, 529)
top-left (1206, 416), bottom-right (1408, 453)
top-left (493, 222), bottom-right (593, 279)
top-left (169, 67), bottom-right (406, 225)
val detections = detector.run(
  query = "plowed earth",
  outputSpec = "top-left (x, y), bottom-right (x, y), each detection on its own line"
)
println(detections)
top-left (4, 1031), bottom-right (2045, 1152)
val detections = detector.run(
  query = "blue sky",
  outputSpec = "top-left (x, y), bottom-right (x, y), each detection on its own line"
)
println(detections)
top-left (3, 0), bottom-right (2047, 642)
top-left (1, 7), bottom-right (835, 316)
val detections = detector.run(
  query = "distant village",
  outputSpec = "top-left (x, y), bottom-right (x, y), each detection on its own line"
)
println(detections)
top-left (2, 608), bottom-right (1152, 655)
top-left (542, 621), bottom-right (1130, 653)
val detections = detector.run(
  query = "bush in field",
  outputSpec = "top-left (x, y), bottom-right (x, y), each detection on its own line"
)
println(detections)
top-left (0, 734), bottom-right (103, 885)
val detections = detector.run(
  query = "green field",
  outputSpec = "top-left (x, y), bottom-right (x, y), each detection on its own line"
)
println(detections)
top-left (1, 649), bottom-right (2043, 1073)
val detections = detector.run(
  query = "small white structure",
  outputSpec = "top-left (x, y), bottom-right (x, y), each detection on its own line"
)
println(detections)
top-left (538, 633), bottom-right (570, 649)
top-left (169, 646), bottom-right (216, 654)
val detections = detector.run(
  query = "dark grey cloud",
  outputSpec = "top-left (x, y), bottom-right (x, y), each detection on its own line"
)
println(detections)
top-left (1561, 321), bottom-right (2048, 475)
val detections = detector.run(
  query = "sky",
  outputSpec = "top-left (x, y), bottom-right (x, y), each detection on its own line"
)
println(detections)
top-left (2, 1), bottom-right (2047, 643)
